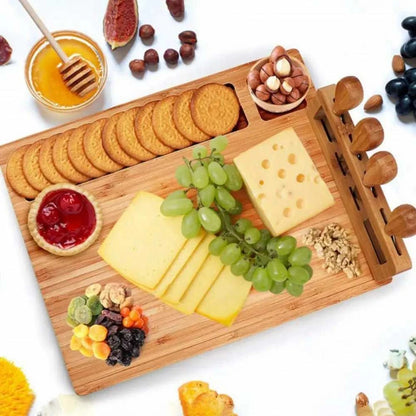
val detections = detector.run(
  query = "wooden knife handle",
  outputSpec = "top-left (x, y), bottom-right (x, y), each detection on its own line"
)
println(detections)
top-left (363, 151), bottom-right (398, 187)
top-left (351, 118), bottom-right (384, 154)
top-left (385, 204), bottom-right (416, 238)
top-left (333, 76), bottom-right (364, 116)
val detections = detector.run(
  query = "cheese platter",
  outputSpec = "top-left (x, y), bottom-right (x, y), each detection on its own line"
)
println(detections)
top-left (0, 48), bottom-right (414, 396)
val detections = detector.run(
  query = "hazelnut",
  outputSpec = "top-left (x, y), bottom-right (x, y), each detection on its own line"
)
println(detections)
top-left (144, 49), bottom-right (159, 65)
top-left (270, 45), bottom-right (287, 64)
top-left (129, 59), bottom-right (146, 73)
top-left (139, 24), bottom-right (155, 39)
top-left (180, 43), bottom-right (195, 60)
top-left (271, 92), bottom-right (287, 105)
top-left (164, 48), bottom-right (179, 64)
top-left (280, 77), bottom-right (295, 95)
top-left (265, 76), bottom-right (281, 93)
top-left (255, 84), bottom-right (270, 101)
top-left (247, 70), bottom-right (261, 90)
top-left (178, 30), bottom-right (197, 45)
top-left (274, 56), bottom-right (292, 77)
top-left (297, 76), bottom-right (309, 94)
top-left (260, 62), bottom-right (274, 83)
top-left (286, 88), bottom-right (301, 103)
top-left (291, 67), bottom-right (304, 80)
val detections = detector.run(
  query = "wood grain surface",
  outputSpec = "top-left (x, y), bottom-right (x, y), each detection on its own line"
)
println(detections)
top-left (0, 51), bottom-right (387, 395)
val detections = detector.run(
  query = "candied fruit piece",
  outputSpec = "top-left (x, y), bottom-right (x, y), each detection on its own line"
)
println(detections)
top-left (79, 346), bottom-right (94, 357)
top-left (70, 335), bottom-right (82, 351)
top-left (89, 325), bottom-right (108, 342)
top-left (73, 324), bottom-right (89, 339)
top-left (93, 342), bottom-right (111, 360)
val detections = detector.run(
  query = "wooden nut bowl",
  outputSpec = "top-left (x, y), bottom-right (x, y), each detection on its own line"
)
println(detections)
top-left (248, 56), bottom-right (311, 114)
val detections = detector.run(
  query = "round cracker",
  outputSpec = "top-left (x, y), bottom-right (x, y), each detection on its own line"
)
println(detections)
top-left (68, 126), bottom-right (106, 178)
top-left (6, 145), bottom-right (38, 199)
top-left (173, 90), bottom-right (210, 143)
top-left (103, 114), bottom-right (138, 166)
top-left (135, 102), bottom-right (173, 156)
top-left (84, 119), bottom-right (123, 173)
top-left (116, 108), bottom-right (155, 161)
top-left (53, 132), bottom-right (90, 183)
top-left (191, 84), bottom-right (240, 136)
top-left (22, 141), bottom-right (52, 191)
top-left (39, 136), bottom-right (67, 184)
top-left (152, 96), bottom-right (192, 149)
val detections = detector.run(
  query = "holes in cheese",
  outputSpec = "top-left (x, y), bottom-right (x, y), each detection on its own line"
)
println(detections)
top-left (288, 153), bottom-right (296, 164)
top-left (296, 173), bottom-right (305, 183)
top-left (261, 159), bottom-right (270, 169)
top-left (278, 169), bottom-right (286, 179)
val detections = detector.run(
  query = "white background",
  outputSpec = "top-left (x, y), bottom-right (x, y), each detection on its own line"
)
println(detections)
top-left (1, 0), bottom-right (416, 414)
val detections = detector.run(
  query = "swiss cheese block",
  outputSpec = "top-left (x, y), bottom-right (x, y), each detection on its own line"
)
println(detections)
top-left (174, 255), bottom-right (224, 315)
top-left (98, 191), bottom-right (187, 289)
top-left (197, 266), bottom-right (252, 326)
top-left (162, 234), bottom-right (214, 304)
top-left (153, 231), bottom-right (206, 297)
top-left (233, 128), bottom-right (335, 236)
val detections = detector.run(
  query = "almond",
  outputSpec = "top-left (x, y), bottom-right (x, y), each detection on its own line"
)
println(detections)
top-left (392, 54), bottom-right (405, 73)
top-left (364, 94), bottom-right (383, 112)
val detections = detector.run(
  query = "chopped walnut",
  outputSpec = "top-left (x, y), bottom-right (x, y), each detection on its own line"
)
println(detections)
top-left (303, 223), bottom-right (361, 278)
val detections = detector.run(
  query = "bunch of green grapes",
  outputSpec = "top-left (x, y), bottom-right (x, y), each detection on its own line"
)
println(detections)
top-left (384, 367), bottom-right (416, 416)
top-left (160, 135), bottom-right (313, 297)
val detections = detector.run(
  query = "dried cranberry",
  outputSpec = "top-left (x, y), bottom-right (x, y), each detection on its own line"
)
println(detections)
top-left (58, 191), bottom-right (84, 214)
top-left (40, 202), bottom-right (61, 226)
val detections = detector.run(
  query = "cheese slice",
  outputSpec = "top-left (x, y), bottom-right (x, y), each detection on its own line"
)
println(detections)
top-left (153, 231), bottom-right (206, 297)
top-left (174, 255), bottom-right (224, 315)
top-left (197, 266), bottom-right (252, 326)
top-left (233, 128), bottom-right (335, 236)
top-left (98, 191), bottom-right (187, 289)
top-left (162, 234), bottom-right (214, 304)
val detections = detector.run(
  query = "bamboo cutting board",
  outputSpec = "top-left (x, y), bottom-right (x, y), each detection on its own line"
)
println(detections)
top-left (0, 51), bottom-right (394, 395)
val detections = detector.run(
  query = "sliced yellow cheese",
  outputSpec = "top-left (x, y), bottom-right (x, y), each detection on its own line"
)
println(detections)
top-left (153, 231), bottom-right (206, 297)
top-left (98, 191), bottom-right (187, 289)
top-left (197, 267), bottom-right (252, 326)
top-left (174, 255), bottom-right (224, 315)
top-left (162, 234), bottom-right (214, 304)
top-left (233, 128), bottom-right (335, 236)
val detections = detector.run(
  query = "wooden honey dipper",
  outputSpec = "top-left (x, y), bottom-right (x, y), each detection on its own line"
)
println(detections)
top-left (19, 0), bottom-right (98, 97)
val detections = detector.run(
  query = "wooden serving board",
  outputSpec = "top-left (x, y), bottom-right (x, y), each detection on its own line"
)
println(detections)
top-left (0, 51), bottom-right (394, 395)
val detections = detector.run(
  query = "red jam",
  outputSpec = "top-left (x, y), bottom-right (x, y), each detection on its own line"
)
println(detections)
top-left (36, 189), bottom-right (96, 250)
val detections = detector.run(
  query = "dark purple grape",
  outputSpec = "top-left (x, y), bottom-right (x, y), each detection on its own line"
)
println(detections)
top-left (408, 81), bottom-right (416, 98)
top-left (131, 347), bottom-right (140, 358)
top-left (402, 16), bottom-right (416, 32)
top-left (106, 356), bottom-right (118, 366)
top-left (121, 340), bottom-right (133, 351)
top-left (401, 43), bottom-right (411, 59)
top-left (107, 335), bottom-right (121, 349)
top-left (101, 310), bottom-right (122, 323)
top-left (404, 68), bottom-right (416, 84)
top-left (396, 95), bottom-right (413, 115)
top-left (386, 78), bottom-right (408, 99)
top-left (402, 39), bottom-right (416, 58)
top-left (121, 355), bottom-right (132, 367)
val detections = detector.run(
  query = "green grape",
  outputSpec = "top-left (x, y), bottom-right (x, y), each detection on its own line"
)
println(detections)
top-left (234, 218), bottom-right (252, 234)
top-left (266, 237), bottom-right (281, 257)
top-left (288, 266), bottom-right (310, 285)
top-left (209, 135), bottom-right (228, 153)
top-left (220, 243), bottom-right (242, 265)
top-left (223, 164), bottom-right (243, 191)
top-left (208, 161), bottom-right (227, 185)
top-left (270, 281), bottom-right (285, 294)
top-left (209, 237), bottom-right (228, 256)
top-left (276, 236), bottom-right (297, 256)
top-left (243, 265), bottom-right (256, 281)
top-left (182, 209), bottom-right (201, 238)
top-left (199, 184), bottom-right (216, 207)
top-left (228, 200), bottom-right (242, 215)
top-left (231, 257), bottom-right (251, 276)
top-left (252, 268), bottom-right (272, 292)
top-left (193, 166), bottom-right (210, 189)
top-left (198, 207), bottom-right (222, 233)
top-left (392, 403), bottom-right (415, 416)
top-left (285, 281), bottom-right (304, 297)
top-left (253, 229), bottom-right (272, 252)
top-left (383, 381), bottom-right (404, 403)
top-left (166, 190), bottom-right (187, 200)
top-left (161, 197), bottom-right (193, 216)
top-left (397, 368), bottom-right (416, 387)
top-left (288, 246), bottom-right (312, 266)
top-left (244, 227), bottom-right (261, 244)
top-left (192, 146), bottom-right (207, 159)
top-left (212, 153), bottom-right (225, 164)
top-left (278, 255), bottom-right (289, 267)
top-left (175, 165), bottom-right (193, 187)
top-left (303, 265), bottom-right (313, 280)
top-left (215, 187), bottom-right (236, 211)
top-left (267, 259), bottom-right (288, 282)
